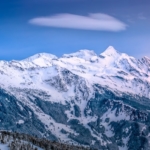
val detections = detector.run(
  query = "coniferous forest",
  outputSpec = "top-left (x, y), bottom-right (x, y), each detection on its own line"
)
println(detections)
top-left (0, 131), bottom-right (92, 150)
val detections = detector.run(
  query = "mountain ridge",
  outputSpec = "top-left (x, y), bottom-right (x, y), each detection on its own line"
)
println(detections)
top-left (0, 46), bottom-right (150, 99)
top-left (0, 46), bottom-right (150, 150)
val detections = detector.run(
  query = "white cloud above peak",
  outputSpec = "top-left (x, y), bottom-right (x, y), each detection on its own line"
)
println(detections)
top-left (29, 13), bottom-right (127, 32)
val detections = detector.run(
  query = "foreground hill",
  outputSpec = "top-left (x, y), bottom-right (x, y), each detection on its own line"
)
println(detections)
top-left (0, 46), bottom-right (150, 149)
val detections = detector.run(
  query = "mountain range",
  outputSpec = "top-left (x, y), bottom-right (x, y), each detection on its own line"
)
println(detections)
top-left (0, 46), bottom-right (150, 150)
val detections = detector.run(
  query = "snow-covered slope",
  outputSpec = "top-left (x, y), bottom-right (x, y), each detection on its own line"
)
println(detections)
top-left (0, 46), bottom-right (150, 150)
top-left (1, 46), bottom-right (150, 98)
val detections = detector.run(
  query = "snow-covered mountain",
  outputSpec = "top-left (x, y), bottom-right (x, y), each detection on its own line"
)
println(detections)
top-left (0, 46), bottom-right (150, 150)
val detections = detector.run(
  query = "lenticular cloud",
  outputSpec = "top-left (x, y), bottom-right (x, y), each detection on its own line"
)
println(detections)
top-left (29, 13), bottom-right (127, 32)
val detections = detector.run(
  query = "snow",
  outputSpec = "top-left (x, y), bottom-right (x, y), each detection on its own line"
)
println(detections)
top-left (0, 46), bottom-right (149, 148)
top-left (0, 143), bottom-right (9, 150)
top-left (0, 47), bottom-right (150, 100)
top-left (23, 53), bottom-right (58, 62)
top-left (101, 46), bottom-right (120, 57)
top-left (63, 49), bottom-right (97, 61)
top-left (17, 120), bottom-right (24, 124)
top-left (0, 46), bottom-right (150, 122)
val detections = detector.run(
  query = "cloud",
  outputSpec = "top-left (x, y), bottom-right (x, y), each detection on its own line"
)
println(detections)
top-left (29, 13), bottom-right (127, 32)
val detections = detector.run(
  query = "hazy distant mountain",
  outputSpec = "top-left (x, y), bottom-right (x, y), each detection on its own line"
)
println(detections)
top-left (0, 46), bottom-right (150, 150)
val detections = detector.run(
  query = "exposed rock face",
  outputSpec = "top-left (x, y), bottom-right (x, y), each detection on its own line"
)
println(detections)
top-left (0, 47), bottom-right (150, 149)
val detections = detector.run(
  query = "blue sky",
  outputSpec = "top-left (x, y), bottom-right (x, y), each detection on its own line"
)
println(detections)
top-left (0, 0), bottom-right (150, 60)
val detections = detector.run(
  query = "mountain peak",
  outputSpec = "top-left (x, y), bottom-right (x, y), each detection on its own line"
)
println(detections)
top-left (101, 46), bottom-right (120, 57)
top-left (23, 53), bottom-right (58, 62)
top-left (20, 53), bottom-right (58, 67)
